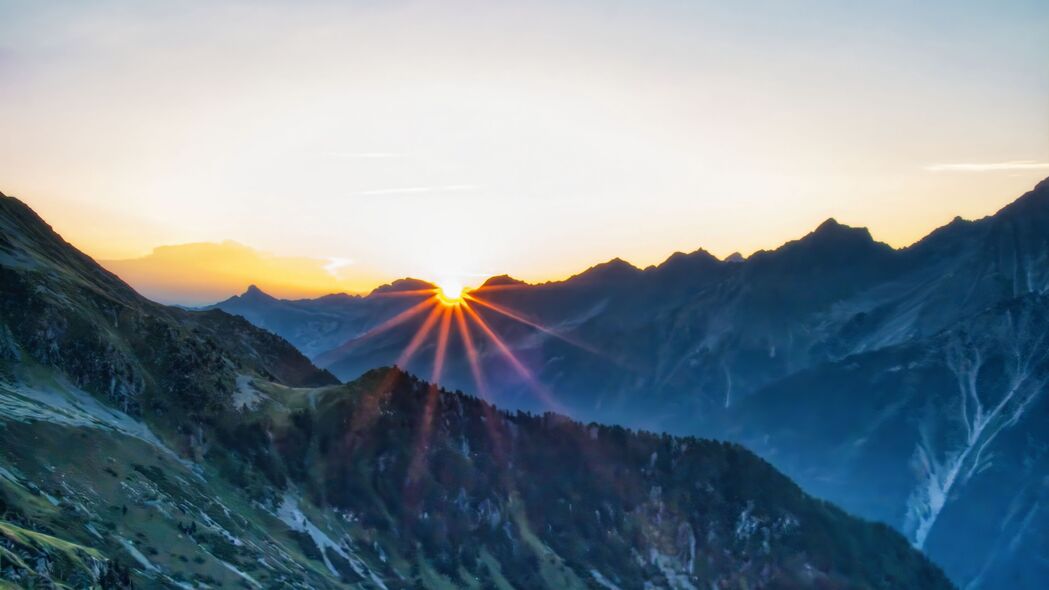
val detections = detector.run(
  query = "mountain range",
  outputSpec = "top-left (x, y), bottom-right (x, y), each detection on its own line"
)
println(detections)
top-left (211, 177), bottom-right (1049, 589)
top-left (0, 191), bottom-right (953, 588)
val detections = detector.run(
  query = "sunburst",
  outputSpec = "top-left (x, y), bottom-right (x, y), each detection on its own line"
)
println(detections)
top-left (435, 280), bottom-right (468, 306)
top-left (341, 279), bottom-right (602, 482)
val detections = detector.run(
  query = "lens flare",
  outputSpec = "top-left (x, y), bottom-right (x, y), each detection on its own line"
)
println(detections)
top-left (323, 274), bottom-right (602, 428)
top-left (436, 279), bottom-right (468, 306)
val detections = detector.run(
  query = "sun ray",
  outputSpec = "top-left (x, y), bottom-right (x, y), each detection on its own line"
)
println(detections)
top-left (346, 302), bottom-right (444, 464)
top-left (454, 305), bottom-right (511, 463)
top-left (464, 293), bottom-right (603, 357)
top-left (454, 305), bottom-right (486, 394)
top-left (365, 296), bottom-right (439, 343)
top-left (369, 288), bottom-right (441, 298)
top-left (461, 300), bottom-right (564, 413)
top-left (396, 303), bottom-right (444, 367)
top-left (407, 307), bottom-right (453, 482)
top-left (315, 296), bottom-right (438, 366)
top-left (432, 308), bottom-right (454, 383)
top-left (397, 304), bottom-right (443, 484)
top-left (344, 368), bottom-right (403, 441)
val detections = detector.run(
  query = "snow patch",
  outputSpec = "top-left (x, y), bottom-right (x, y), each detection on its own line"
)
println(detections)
top-left (118, 537), bottom-right (159, 572)
top-left (277, 493), bottom-right (388, 589)
top-left (0, 379), bottom-right (198, 474)
top-left (218, 558), bottom-right (262, 588)
top-left (590, 569), bottom-right (622, 590)
top-left (233, 374), bottom-right (265, 410)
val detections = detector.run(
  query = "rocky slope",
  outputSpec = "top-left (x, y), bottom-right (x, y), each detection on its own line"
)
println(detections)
top-left (725, 294), bottom-right (1049, 589)
top-left (0, 191), bottom-right (952, 588)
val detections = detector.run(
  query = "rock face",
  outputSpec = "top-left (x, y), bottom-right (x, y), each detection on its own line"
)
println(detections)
top-left (211, 177), bottom-right (1049, 589)
top-left (726, 294), bottom-right (1049, 589)
top-left (719, 181), bottom-right (1049, 589)
top-left (0, 191), bottom-right (952, 588)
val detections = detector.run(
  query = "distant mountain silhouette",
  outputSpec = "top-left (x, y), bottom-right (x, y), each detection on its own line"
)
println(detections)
top-left (213, 177), bottom-right (1049, 589)
top-left (480, 274), bottom-right (527, 287)
top-left (99, 240), bottom-right (381, 304)
top-left (369, 277), bottom-right (436, 294)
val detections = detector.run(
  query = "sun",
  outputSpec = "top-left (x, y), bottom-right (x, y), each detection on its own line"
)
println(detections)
top-left (435, 279), bottom-right (468, 306)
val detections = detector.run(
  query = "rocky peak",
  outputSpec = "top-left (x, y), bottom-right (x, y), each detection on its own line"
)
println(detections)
top-left (573, 257), bottom-right (641, 283)
top-left (240, 284), bottom-right (276, 302)
top-left (368, 277), bottom-right (436, 295)
top-left (481, 274), bottom-right (528, 288)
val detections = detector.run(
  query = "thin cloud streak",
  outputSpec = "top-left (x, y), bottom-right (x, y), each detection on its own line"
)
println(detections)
top-left (925, 160), bottom-right (1049, 172)
top-left (323, 152), bottom-right (403, 159)
top-left (323, 257), bottom-right (354, 277)
top-left (353, 184), bottom-right (479, 196)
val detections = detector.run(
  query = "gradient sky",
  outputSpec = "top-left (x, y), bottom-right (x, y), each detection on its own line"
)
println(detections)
top-left (2, 0), bottom-right (1047, 302)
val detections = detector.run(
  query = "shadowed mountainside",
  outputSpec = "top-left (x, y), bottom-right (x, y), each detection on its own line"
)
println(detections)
top-left (0, 190), bottom-right (953, 588)
top-left (212, 177), bottom-right (1049, 589)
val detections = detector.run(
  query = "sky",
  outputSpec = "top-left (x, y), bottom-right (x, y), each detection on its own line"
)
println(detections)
top-left (1, 0), bottom-right (1047, 303)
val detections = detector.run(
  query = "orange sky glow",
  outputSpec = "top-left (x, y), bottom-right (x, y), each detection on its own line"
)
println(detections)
top-left (2, 1), bottom-right (1046, 304)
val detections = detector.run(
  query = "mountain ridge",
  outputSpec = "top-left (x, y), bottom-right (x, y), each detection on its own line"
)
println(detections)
top-left (215, 210), bottom-right (979, 304)
top-left (0, 191), bottom-right (954, 589)
top-left (210, 177), bottom-right (1049, 590)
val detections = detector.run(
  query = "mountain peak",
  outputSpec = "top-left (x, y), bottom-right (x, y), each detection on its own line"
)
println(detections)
top-left (663, 248), bottom-right (719, 265)
top-left (993, 174), bottom-right (1049, 221)
top-left (815, 217), bottom-right (844, 231)
top-left (574, 257), bottom-right (641, 283)
top-left (240, 284), bottom-right (276, 302)
top-left (481, 274), bottom-right (527, 288)
top-left (806, 217), bottom-right (875, 244)
top-left (646, 249), bottom-right (722, 279)
top-left (811, 217), bottom-right (875, 240)
top-left (550, 257), bottom-right (644, 287)
top-left (747, 215), bottom-right (890, 271)
top-left (603, 257), bottom-right (640, 272)
top-left (368, 277), bottom-right (436, 295)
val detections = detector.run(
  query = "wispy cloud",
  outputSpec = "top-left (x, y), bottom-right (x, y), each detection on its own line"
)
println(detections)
top-left (925, 160), bottom-right (1049, 172)
top-left (353, 184), bottom-right (478, 196)
top-left (323, 152), bottom-right (403, 159)
top-left (323, 257), bottom-right (354, 277)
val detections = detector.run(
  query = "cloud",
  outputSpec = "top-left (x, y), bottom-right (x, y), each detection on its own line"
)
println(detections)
top-left (100, 241), bottom-right (383, 305)
top-left (353, 184), bottom-right (478, 196)
top-left (323, 257), bottom-right (354, 277)
top-left (925, 160), bottom-right (1049, 172)
top-left (323, 152), bottom-right (403, 159)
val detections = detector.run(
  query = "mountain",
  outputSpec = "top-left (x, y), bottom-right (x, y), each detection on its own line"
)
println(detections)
top-left (717, 180), bottom-right (1049, 587)
top-left (724, 293), bottom-right (1049, 589)
top-left (209, 177), bottom-right (1049, 588)
top-left (0, 196), bottom-right (337, 415)
top-left (0, 191), bottom-right (951, 588)
top-left (212, 280), bottom-right (443, 361)
top-left (211, 214), bottom-right (908, 423)
top-left (218, 366), bottom-right (953, 589)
